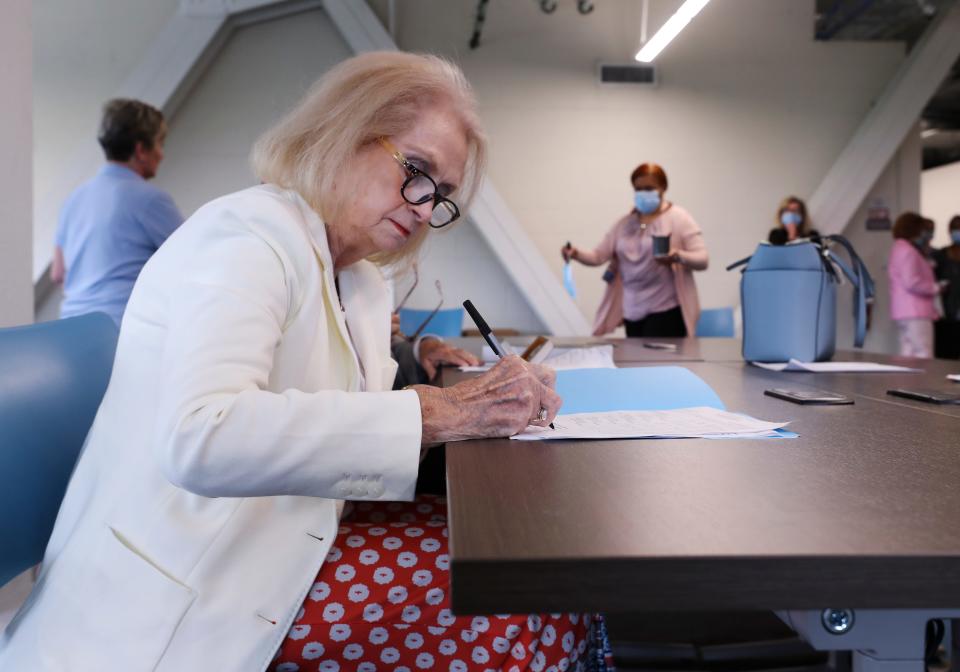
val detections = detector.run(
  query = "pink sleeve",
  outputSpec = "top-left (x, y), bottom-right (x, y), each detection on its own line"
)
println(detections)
top-left (576, 220), bottom-right (619, 266)
top-left (890, 243), bottom-right (938, 298)
top-left (673, 209), bottom-right (708, 271)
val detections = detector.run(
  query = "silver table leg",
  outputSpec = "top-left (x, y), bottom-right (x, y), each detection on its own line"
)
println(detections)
top-left (779, 608), bottom-right (960, 672)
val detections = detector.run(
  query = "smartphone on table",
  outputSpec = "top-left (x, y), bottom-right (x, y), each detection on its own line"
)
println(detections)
top-left (764, 388), bottom-right (854, 405)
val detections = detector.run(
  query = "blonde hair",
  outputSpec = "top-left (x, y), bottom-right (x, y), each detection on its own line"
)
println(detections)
top-left (251, 51), bottom-right (487, 265)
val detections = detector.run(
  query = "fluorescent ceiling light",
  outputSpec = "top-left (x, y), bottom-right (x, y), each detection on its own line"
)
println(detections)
top-left (635, 0), bottom-right (711, 63)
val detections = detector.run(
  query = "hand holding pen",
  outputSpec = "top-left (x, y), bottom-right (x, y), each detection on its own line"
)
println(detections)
top-left (463, 300), bottom-right (558, 430)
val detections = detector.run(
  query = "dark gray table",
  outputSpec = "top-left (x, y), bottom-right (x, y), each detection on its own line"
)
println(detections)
top-left (444, 335), bottom-right (708, 363)
top-left (442, 354), bottom-right (960, 615)
top-left (729, 352), bottom-right (960, 419)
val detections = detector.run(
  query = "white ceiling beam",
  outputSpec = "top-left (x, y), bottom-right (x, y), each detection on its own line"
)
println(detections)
top-left (321, 0), bottom-right (394, 53)
top-left (321, 0), bottom-right (591, 335)
top-left (810, 1), bottom-right (960, 235)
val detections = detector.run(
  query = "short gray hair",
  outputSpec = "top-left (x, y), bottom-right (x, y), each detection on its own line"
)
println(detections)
top-left (98, 98), bottom-right (165, 162)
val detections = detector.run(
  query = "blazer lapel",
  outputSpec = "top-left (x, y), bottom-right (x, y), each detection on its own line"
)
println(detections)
top-left (289, 193), bottom-right (364, 390)
top-left (338, 263), bottom-right (394, 393)
top-left (290, 191), bottom-right (392, 393)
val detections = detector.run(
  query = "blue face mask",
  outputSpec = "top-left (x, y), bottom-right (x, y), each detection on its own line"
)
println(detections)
top-left (634, 189), bottom-right (661, 215)
top-left (952, 231), bottom-right (960, 245)
top-left (915, 232), bottom-right (934, 247)
top-left (780, 211), bottom-right (802, 227)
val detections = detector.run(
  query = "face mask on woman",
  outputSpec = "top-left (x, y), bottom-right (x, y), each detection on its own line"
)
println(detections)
top-left (780, 211), bottom-right (802, 227)
top-left (915, 231), bottom-right (934, 247)
top-left (634, 189), bottom-right (661, 215)
top-left (951, 231), bottom-right (960, 245)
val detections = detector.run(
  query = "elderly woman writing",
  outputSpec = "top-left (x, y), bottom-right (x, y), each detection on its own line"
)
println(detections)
top-left (0, 53), bottom-right (595, 671)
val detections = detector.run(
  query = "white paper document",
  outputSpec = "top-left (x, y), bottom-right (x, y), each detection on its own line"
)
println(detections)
top-left (463, 345), bottom-right (616, 372)
top-left (511, 406), bottom-right (788, 441)
top-left (752, 359), bottom-right (922, 373)
top-left (540, 345), bottom-right (616, 370)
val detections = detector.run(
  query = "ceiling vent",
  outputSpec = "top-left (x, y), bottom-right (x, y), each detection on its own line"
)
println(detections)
top-left (599, 63), bottom-right (657, 85)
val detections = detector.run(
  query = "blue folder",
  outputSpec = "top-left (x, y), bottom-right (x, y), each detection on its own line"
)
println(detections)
top-left (555, 367), bottom-right (797, 439)
top-left (555, 367), bottom-right (725, 414)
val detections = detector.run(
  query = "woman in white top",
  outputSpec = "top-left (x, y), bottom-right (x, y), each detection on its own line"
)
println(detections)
top-left (0, 52), bottom-right (598, 672)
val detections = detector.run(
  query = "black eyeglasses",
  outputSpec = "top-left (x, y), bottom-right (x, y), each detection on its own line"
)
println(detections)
top-left (378, 137), bottom-right (460, 229)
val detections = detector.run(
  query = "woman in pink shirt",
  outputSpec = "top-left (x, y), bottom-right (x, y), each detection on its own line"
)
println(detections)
top-left (562, 162), bottom-right (709, 337)
top-left (888, 212), bottom-right (943, 358)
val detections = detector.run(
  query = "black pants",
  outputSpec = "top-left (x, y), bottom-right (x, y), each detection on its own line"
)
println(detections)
top-left (935, 320), bottom-right (960, 360)
top-left (624, 306), bottom-right (687, 338)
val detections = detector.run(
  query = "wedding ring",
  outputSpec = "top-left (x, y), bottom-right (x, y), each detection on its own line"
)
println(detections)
top-left (537, 407), bottom-right (548, 422)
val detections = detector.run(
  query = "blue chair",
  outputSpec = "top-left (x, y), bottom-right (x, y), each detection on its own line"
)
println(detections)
top-left (695, 307), bottom-right (735, 338)
top-left (0, 313), bottom-right (118, 587)
top-left (399, 307), bottom-right (464, 338)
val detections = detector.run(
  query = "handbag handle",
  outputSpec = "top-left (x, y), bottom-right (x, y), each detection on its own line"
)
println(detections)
top-left (822, 234), bottom-right (874, 348)
top-left (725, 255), bottom-right (752, 272)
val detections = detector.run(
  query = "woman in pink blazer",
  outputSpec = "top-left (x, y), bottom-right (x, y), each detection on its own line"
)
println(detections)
top-left (888, 212), bottom-right (943, 358)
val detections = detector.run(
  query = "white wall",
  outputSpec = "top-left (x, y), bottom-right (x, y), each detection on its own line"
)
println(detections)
top-left (1, 0), bottom-right (33, 327)
top-left (389, 220), bottom-right (546, 334)
top-left (921, 160), bottom-right (960, 248)
top-left (387, 0), bottom-right (906, 326)
top-left (152, 9), bottom-right (352, 215)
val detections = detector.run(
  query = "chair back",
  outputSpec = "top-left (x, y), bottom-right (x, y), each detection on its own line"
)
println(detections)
top-left (0, 313), bottom-right (118, 587)
top-left (399, 307), bottom-right (464, 338)
top-left (695, 307), bottom-right (735, 338)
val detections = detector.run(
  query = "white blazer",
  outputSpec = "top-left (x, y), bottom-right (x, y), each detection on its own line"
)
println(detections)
top-left (0, 185), bottom-right (423, 671)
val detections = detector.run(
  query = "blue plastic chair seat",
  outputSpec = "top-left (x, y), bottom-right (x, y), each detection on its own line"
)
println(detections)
top-left (0, 313), bottom-right (118, 587)
top-left (398, 307), bottom-right (464, 338)
top-left (695, 307), bottom-right (735, 338)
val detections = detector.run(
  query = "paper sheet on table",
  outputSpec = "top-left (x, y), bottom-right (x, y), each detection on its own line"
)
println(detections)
top-left (752, 359), bottom-right (923, 373)
top-left (463, 345), bottom-right (616, 372)
top-left (512, 406), bottom-right (789, 441)
top-left (542, 345), bottom-right (615, 370)
top-left (480, 342), bottom-right (610, 363)
top-left (555, 366), bottom-right (724, 414)
top-left (949, 374), bottom-right (960, 382)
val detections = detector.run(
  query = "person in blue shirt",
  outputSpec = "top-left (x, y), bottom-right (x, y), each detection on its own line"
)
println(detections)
top-left (51, 98), bottom-right (183, 325)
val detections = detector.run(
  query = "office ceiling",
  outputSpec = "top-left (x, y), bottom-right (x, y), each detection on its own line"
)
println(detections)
top-left (815, 0), bottom-right (960, 169)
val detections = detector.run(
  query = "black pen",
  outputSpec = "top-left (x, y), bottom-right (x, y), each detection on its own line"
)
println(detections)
top-left (463, 299), bottom-right (554, 429)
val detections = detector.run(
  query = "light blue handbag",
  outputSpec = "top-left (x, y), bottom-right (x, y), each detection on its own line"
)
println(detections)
top-left (728, 235), bottom-right (874, 362)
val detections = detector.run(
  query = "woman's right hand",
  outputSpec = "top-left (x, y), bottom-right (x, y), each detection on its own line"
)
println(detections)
top-left (561, 243), bottom-right (577, 262)
top-left (412, 356), bottom-right (561, 444)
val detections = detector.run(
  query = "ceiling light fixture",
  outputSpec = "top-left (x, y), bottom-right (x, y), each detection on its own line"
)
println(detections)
top-left (635, 0), bottom-right (711, 63)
